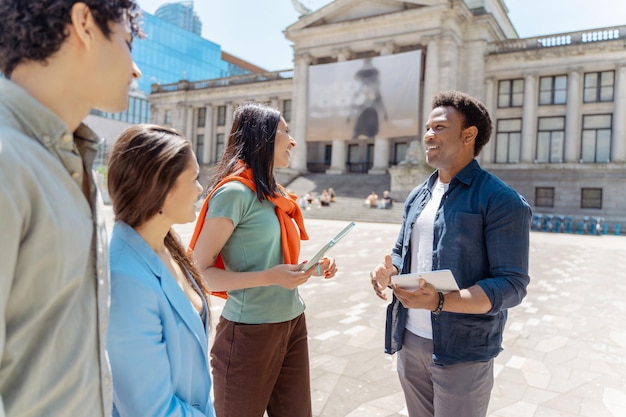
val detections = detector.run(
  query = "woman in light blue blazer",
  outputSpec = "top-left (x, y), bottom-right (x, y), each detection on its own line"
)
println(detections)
top-left (107, 124), bottom-right (216, 417)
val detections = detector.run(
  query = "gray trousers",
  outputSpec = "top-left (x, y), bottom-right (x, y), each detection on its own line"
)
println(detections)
top-left (397, 330), bottom-right (494, 417)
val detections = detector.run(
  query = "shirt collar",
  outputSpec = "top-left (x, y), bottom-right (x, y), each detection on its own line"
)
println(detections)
top-left (0, 77), bottom-right (101, 148)
top-left (428, 159), bottom-right (481, 190)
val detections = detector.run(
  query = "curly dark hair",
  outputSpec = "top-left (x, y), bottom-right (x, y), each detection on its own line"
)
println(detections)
top-left (432, 91), bottom-right (493, 156)
top-left (0, 0), bottom-right (143, 77)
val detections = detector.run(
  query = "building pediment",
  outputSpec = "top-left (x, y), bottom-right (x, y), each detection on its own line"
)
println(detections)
top-left (286, 0), bottom-right (447, 33)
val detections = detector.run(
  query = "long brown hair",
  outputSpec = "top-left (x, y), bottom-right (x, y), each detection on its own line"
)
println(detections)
top-left (209, 102), bottom-right (281, 200)
top-left (108, 124), bottom-right (211, 305)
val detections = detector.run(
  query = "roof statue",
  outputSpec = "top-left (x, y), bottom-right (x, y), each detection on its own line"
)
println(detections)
top-left (291, 0), bottom-right (312, 16)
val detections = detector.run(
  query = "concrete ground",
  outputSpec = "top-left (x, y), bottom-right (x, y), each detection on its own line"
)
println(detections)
top-left (104, 206), bottom-right (626, 417)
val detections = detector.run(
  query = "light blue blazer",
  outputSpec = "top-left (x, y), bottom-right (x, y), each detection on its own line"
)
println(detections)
top-left (108, 221), bottom-right (216, 417)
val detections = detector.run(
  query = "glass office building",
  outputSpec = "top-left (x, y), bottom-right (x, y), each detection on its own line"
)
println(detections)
top-left (133, 12), bottom-right (231, 94)
top-left (155, 1), bottom-right (202, 36)
top-left (91, 10), bottom-right (253, 124)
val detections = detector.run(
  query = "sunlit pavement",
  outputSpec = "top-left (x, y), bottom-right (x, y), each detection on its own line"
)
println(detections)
top-left (104, 206), bottom-right (626, 417)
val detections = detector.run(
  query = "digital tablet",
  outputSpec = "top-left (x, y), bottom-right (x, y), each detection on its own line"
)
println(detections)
top-left (392, 269), bottom-right (459, 293)
top-left (298, 222), bottom-right (356, 272)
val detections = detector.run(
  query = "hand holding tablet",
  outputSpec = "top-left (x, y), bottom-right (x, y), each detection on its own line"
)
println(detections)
top-left (392, 269), bottom-right (459, 293)
top-left (298, 222), bottom-right (355, 272)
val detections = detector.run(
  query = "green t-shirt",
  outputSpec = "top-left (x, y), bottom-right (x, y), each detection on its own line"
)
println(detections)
top-left (206, 181), bottom-right (305, 324)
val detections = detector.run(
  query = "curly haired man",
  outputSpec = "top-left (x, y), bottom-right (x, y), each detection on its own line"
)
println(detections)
top-left (0, 1), bottom-right (142, 416)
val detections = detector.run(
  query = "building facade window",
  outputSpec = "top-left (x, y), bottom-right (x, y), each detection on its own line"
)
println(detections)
top-left (497, 79), bottom-right (524, 108)
top-left (535, 187), bottom-right (555, 208)
top-left (536, 116), bottom-right (565, 163)
top-left (495, 118), bottom-right (521, 163)
top-left (583, 70), bottom-right (614, 103)
top-left (196, 134), bottom-right (204, 164)
top-left (581, 187), bottom-right (602, 209)
top-left (217, 105), bottom-right (226, 126)
top-left (581, 114), bottom-right (612, 163)
top-left (324, 144), bottom-right (332, 166)
top-left (348, 144), bottom-right (363, 173)
top-left (90, 95), bottom-right (150, 124)
top-left (164, 109), bottom-right (171, 125)
top-left (215, 133), bottom-right (225, 162)
top-left (394, 142), bottom-right (408, 165)
top-left (197, 107), bottom-right (206, 127)
top-left (539, 75), bottom-right (567, 105)
top-left (282, 99), bottom-right (292, 122)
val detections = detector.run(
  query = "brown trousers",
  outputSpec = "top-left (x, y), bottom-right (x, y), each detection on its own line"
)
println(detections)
top-left (210, 313), bottom-right (312, 417)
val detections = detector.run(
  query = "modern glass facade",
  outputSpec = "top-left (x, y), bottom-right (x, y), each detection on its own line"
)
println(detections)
top-left (133, 12), bottom-right (231, 94)
top-left (91, 92), bottom-right (150, 125)
top-left (92, 11), bottom-right (253, 124)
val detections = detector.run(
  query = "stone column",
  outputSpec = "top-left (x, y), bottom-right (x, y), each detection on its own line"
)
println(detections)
top-left (175, 101), bottom-right (192, 141)
top-left (204, 104), bottom-right (214, 163)
top-left (480, 77), bottom-right (496, 164)
top-left (369, 137), bottom-right (390, 174)
top-left (422, 38), bottom-right (440, 139)
top-left (612, 64), bottom-right (626, 162)
top-left (438, 33), bottom-right (459, 92)
top-left (291, 53), bottom-right (312, 172)
top-left (327, 141), bottom-right (347, 174)
top-left (565, 68), bottom-right (582, 163)
top-left (225, 101), bottom-right (234, 138)
top-left (326, 141), bottom-right (347, 175)
top-left (185, 105), bottom-right (194, 145)
top-left (327, 48), bottom-right (351, 174)
top-left (521, 72), bottom-right (537, 163)
top-left (149, 104), bottom-right (159, 125)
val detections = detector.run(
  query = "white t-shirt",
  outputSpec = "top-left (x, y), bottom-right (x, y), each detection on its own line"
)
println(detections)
top-left (405, 179), bottom-right (449, 339)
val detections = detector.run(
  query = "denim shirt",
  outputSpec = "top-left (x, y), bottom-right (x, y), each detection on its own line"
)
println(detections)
top-left (385, 160), bottom-right (531, 366)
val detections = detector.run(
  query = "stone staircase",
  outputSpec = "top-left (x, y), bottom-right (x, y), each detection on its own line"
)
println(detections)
top-left (298, 196), bottom-right (403, 224)
top-left (285, 173), bottom-right (404, 224)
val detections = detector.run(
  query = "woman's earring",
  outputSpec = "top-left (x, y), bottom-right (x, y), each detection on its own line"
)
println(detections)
top-left (159, 210), bottom-right (163, 215)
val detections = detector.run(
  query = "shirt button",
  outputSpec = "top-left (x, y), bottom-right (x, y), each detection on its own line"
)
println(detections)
top-left (71, 172), bottom-right (80, 180)
top-left (42, 135), bottom-right (51, 143)
top-left (63, 134), bottom-right (73, 143)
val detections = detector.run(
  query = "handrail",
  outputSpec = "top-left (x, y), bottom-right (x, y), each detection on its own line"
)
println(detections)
top-left (151, 69), bottom-right (294, 93)
top-left (488, 25), bottom-right (625, 54)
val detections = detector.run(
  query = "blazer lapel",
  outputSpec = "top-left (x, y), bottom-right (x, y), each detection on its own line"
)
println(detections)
top-left (159, 272), bottom-right (209, 359)
top-left (114, 222), bottom-right (210, 360)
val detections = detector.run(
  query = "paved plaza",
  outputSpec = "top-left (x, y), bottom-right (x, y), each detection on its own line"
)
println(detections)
top-left (104, 206), bottom-right (626, 417)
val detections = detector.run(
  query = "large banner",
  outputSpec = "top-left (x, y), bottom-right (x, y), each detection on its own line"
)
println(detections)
top-left (307, 50), bottom-right (421, 142)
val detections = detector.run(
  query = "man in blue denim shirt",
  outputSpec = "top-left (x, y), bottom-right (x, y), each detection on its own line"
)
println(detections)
top-left (371, 91), bottom-right (531, 417)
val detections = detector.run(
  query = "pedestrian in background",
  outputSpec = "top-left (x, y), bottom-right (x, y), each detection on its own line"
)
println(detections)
top-left (370, 91), bottom-right (531, 417)
top-left (378, 190), bottom-right (393, 209)
top-left (365, 191), bottom-right (379, 208)
top-left (107, 125), bottom-right (216, 417)
top-left (0, 1), bottom-right (142, 415)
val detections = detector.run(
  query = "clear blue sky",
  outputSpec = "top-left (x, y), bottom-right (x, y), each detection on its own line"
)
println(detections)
top-left (137, 0), bottom-right (626, 71)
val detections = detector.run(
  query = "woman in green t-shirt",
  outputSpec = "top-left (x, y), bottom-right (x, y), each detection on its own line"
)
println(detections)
top-left (191, 102), bottom-right (337, 417)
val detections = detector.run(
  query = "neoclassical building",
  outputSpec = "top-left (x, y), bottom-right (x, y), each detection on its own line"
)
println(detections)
top-left (148, 0), bottom-right (626, 228)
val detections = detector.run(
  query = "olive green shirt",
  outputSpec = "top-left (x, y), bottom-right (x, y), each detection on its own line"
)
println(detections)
top-left (0, 78), bottom-right (112, 417)
top-left (207, 181), bottom-right (305, 324)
